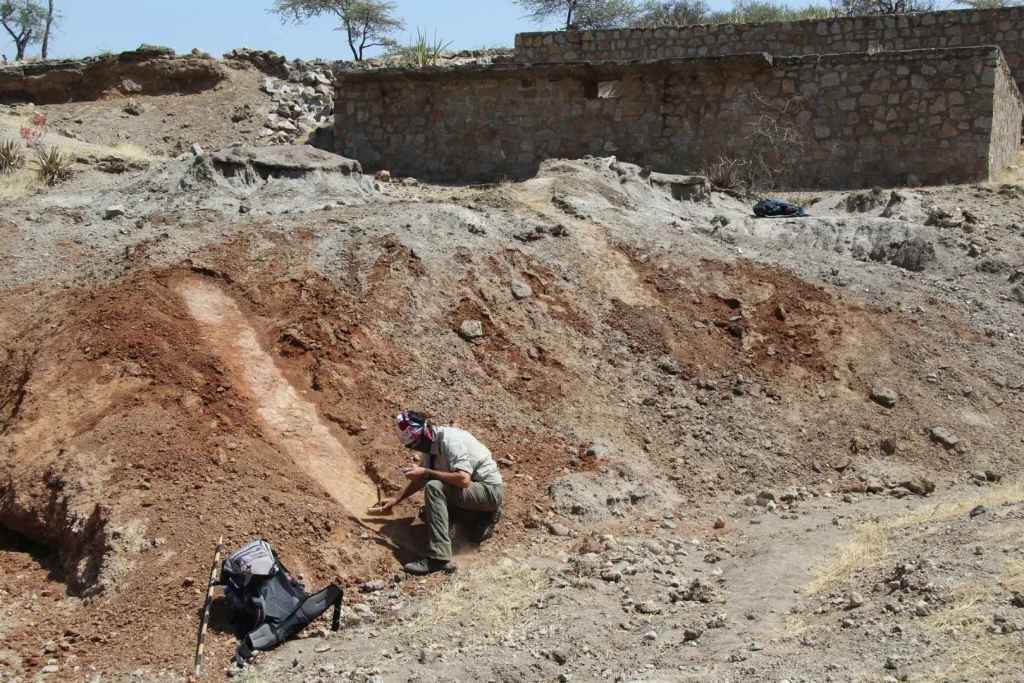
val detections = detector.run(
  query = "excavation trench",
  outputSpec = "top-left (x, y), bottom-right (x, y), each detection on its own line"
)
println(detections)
top-left (177, 277), bottom-right (378, 521)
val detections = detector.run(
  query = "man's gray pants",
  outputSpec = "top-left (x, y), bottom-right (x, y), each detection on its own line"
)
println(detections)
top-left (424, 479), bottom-right (503, 561)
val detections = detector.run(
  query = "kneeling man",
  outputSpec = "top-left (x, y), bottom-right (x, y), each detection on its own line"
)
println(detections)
top-left (378, 410), bottom-right (504, 575)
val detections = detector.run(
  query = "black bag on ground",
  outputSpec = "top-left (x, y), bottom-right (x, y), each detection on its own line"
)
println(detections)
top-left (753, 198), bottom-right (807, 218)
top-left (218, 539), bottom-right (342, 662)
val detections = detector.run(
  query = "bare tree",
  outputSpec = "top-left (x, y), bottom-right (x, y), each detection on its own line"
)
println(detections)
top-left (515, 0), bottom-right (642, 30)
top-left (272, 0), bottom-right (404, 61)
top-left (0, 0), bottom-right (45, 61)
top-left (40, 0), bottom-right (54, 59)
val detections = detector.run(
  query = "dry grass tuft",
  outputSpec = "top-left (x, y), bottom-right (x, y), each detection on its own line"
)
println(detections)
top-left (882, 480), bottom-right (1024, 531)
top-left (807, 479), bottom-right (1023, 596)
top-left (1003, 558), bottom-right (1024, 594)
top-left (402, 558), bottom-right (544, 646)
top-left (806, 521), bottom-right (888, 594)
top-left (804, 480), bottom-right (1024, 680)
top-left (918, 559), bottom-right (1024, 681)
top-left (924, 582), bottom-right (991, 632)
top-left (0, 170), bottom-right (35, 200)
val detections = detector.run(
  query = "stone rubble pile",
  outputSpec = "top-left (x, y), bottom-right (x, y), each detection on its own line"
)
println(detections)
top-left (258, 70), bottom-right (335, 145)
top-left (222, 48), bottom-right (338, 145)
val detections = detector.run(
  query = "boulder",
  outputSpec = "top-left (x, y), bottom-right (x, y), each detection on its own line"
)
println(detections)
top-left (649, 172), bottom-right (710, 202)
top-left (209, 144), bottom-right (362, 181)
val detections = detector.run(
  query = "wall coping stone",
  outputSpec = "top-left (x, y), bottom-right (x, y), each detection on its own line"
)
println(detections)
top-left (334, 53), bottom-right (773, 84)
top-left (514, 6), bottom-right (1024, 47)
top-left (335, 46), bottom-right (1004, 86)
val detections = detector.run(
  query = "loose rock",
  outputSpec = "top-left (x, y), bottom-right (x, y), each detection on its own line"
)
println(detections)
top-left (124, 99), bottom-right (145, 116)
top-left (870, 385), bottom-right (898, 408)
top-left (929, 426), bottom-right (959, 448)
top-left (546, 521), bottom-right (572, 537)
top-left (458, 320), bottom-right (485, 340)
top-left (683, 627), bottom-right (703, 642)
top-left (511, 280), bottom-right (533, 300)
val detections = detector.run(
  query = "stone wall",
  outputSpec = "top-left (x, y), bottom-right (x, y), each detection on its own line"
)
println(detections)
top-left (515, 7), bottom-right (1024, 91)
top-left (335, 47), bottom-right (1020, 189)
top-left (990, 53), bottom-right (1024, 177)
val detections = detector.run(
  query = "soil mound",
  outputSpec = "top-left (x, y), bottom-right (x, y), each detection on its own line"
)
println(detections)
top-left (0, 45), bottom-right (228, 104)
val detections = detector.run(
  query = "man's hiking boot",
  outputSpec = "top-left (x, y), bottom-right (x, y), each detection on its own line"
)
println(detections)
top-left (472, 507), bottom-right (502, 543)
top-left (403, 558), bottom-right (456, 576)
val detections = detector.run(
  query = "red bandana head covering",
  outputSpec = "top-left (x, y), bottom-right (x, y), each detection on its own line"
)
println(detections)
top-left (396, 411), bottom-right (432, 447)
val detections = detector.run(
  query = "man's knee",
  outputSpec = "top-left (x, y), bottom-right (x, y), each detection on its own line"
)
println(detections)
top-left (424, 479), bottom-right (445, 497)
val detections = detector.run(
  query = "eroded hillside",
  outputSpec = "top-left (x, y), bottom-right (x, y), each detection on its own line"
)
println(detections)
top-left (0, 61), bottom-right (1022, 681)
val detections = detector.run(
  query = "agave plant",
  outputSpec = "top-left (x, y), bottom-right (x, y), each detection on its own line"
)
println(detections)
top-left (0, 139), bottom-right (26, 175)
top-left (33, 145), bottom-right (73, 186)
top-left (390, 28), bottom-right (452, 68)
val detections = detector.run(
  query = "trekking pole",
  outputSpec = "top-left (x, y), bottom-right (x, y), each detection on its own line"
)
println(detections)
top-left (194, 536), bottom-right (224, 678)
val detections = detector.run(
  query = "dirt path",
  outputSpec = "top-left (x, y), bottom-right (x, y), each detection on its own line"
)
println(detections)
top-left (241, 484), bottom-right (1024, 682)
top-left (178, 276), bottom-right (379, 520)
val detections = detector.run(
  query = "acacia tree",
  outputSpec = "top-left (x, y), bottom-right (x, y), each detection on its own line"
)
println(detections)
top-left (272, 0), bottom-right (405, 61)
top-left (633, 0), bottom-right (709, 26)
top-left (515, 0), bottom-right (642, 30)
top-left (0, 0), bottom-right (45, 61)
top-left (954, 0), bottom-right (1022, 6)
top-left (831, 0), bottom-right (935, 13)
top-left (40, 0), bottom-right (55, 59)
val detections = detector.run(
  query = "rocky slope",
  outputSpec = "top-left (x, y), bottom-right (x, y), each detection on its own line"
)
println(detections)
top-left (0, 71), bottom-right (1021, 682)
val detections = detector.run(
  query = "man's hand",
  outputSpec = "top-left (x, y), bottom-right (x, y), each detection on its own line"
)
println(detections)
top-left (367, 496), bottom-right (397, 516)
top-left (403, 466), bottom-right (428, 482)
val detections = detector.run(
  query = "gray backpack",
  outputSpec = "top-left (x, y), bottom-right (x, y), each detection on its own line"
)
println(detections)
top-left (219, 540), bottom-right (342, 662)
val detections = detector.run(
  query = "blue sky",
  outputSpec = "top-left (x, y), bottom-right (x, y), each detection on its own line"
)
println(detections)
top-left (2, 0), bottom-right (588, 61)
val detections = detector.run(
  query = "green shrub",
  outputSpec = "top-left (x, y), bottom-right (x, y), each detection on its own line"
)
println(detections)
top-left (710, 0), bottom-right (834, 23)
top-left (33, 145), bottom-right (73, 186)
top-left (0, 139), bottom-right (26, 175)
